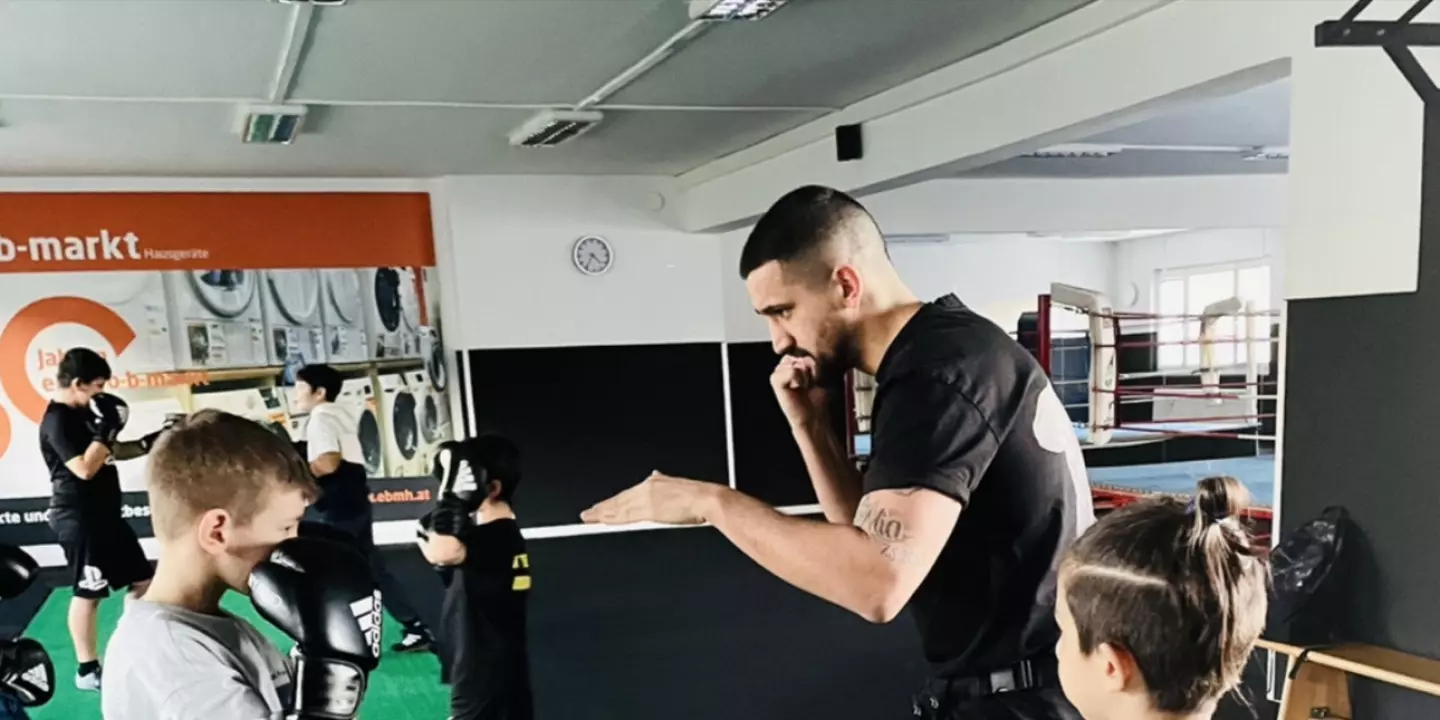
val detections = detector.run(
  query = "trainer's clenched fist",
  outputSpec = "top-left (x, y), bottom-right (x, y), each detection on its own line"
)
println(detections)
top-left (771, 354), bottom-right (829, 430)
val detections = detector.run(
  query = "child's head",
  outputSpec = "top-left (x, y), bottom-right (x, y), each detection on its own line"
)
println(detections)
top-left (56, 348), bottom-right (111, 402)
top-left (468, 434), bottom-right (522, 506)
top-left (292, 364), bottom-right (343, 412)
top-left (147, 409), bottom-right (317, 594)
top-left (1055, 476), bottom-right (1268, 720)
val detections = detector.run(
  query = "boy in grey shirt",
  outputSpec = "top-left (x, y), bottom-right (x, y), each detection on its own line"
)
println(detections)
top-left (102, 410), bottom-right (316, 719)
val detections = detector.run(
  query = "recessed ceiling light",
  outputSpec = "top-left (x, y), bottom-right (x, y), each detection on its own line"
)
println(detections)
top-left (689, 0), bottom-right (790, 21)
top-left (1024, 144), bottom-right (1125, 159)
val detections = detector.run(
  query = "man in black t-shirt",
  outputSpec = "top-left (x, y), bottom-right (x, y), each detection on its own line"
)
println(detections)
top-left (417, 435), bottom-right (533, 720)
top-left (39, 348), bottom-right (165, 692)
top-left (584, 186), bottom-right (1095, 719)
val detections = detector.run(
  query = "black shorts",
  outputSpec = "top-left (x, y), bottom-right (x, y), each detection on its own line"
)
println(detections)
top-left (50, 511), bottom-right (153, 600)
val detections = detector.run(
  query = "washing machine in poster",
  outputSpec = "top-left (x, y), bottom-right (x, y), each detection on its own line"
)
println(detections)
top-left (407, 369), bottom-right (450, 479)
top-left (419, 266), bottom-right (447, 392)
top-left (320, 269), bottom-right (369, 364)
top-left (262, 270), bottom-right (327, 368)
top-left (378, 372), bottom-right (421, 477)
top-left (281, 386), bottom-right (307, 442)
top-left (339, 377), bottom-right (384, 478)
top-left (191, 387), bottom-right (291, 440)
top-left (84, 272), bottom-right (175, 374)
top-left (5, 271), bottom-right (174, 376)
top-left (165, 270), bottom-right (267, 370)
top-left (362, 267), bottom-right (422, 360)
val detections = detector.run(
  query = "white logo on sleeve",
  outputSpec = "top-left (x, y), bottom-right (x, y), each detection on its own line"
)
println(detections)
top-left (77, 565), bottom-right (108, 592)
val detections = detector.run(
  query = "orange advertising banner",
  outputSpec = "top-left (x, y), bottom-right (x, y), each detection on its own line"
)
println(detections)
top-left (0, 192), bottom-right (435, 272)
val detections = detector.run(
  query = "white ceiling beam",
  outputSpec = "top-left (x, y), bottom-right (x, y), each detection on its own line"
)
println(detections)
top-left (860, 175), bottom-right (1289, 236)
top-left (675, 0), bottom-right (1369, 233)
top-left (268, 4), bottom-right (317, 103)
top-left (676, 0), bottom-right (1175, 191)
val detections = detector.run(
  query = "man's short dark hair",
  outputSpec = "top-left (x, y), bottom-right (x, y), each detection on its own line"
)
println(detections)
top-left (471, 434), bottom-right (523, 504)
top-left (739, 185), bottom-right (877, 281)
top-left (295, 364), bottom-right (344, 403)
top-left (57, 348), bottom-right (112, 388)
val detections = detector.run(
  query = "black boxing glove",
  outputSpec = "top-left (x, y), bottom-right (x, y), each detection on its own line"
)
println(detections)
top-left (429, 496), bottom-right (473, 537)
top-left (0, 545), bottom-right (38, 600)
top-left (414, 512), bottom-right (434, 541)
top-left (249, 537), bottom-right (382, 720)
top-left (136, 412), bottom-right (184, 455)
top-left (0, 638), bottom-right (53, 707)
top-left (87, 393), bottom-right (129, 447)
top-left (433, 441), bottom-right (483, 512)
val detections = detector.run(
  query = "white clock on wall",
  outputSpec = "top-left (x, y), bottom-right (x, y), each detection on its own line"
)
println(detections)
top-left (572, 235), bottom-right (613, 276)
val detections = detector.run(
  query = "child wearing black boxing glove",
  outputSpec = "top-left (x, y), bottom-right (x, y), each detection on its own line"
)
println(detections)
top-left (416, 435), bottom-right (534, 720)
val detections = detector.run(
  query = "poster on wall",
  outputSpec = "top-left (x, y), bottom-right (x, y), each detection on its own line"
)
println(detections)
top-left (0, 193), bottom-right (450, 554)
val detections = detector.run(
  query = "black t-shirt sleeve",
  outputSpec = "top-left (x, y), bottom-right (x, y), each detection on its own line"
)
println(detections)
top-left (863, 375), bottom-right (1000, 506)
top-left (458, 523), bottom-right (527, 593)
top-left (41, 408), bottom-right (90, 463)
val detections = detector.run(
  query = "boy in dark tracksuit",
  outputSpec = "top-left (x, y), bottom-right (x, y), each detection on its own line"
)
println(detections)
top-left (291, 363), bottom-right (434, 653)
top-left (417, 435), bottom-right (533, 720)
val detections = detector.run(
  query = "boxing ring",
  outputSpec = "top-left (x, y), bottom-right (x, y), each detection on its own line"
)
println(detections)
top-left (845, 282), bottom-right (1280, 541)
top-left (1023, 282), bottom-right (1280, 538)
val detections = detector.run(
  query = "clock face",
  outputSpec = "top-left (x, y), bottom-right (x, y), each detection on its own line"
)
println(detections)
top-left (573, 236), bottom-right (612, 276)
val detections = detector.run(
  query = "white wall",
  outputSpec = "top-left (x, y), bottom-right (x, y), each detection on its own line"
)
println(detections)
top-left (722, 231), bottom-right (1113, 344)
top-left (720, 228), bottom-right (763, 343)
top-left (863, 176), bottom-right (1288, 236)
top-left (891, 236), bottom-right (1112, 332)
top-left (1113, 227), bottom-right (1285, 314)
top-left (437, 176), bottom-right (725, 350)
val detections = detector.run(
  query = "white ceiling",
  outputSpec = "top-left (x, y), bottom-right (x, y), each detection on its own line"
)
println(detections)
top-left (0, 0), bottom-right (1094, 178)
top-left (962, 78), bottom-right (1293, 178)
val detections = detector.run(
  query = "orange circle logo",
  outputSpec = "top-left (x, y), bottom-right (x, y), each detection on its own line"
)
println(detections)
top-left (0, 298), bottom-right (136, 460)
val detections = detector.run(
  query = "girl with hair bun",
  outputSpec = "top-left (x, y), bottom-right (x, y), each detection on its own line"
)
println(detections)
top-left (1054, 476), bottom-right (1269, 720)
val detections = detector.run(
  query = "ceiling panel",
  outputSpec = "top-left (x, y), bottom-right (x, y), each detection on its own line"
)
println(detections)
top-left (0, 100), bottom-right (823, 177)
top-left (0, 0), bottom-right (290, 99)
top-left (958, 150), bottom-right (1289, 179)
top-left (1086, 79), bottom-right (1291, 148)
top-left (612, 0), bottom-right (1095, 108)
top-left (291, 0), bottom-right (682, 105)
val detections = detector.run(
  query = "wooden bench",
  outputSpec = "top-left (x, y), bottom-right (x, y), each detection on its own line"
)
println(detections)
top-left (1259, 639), bottom-right (1440, 718)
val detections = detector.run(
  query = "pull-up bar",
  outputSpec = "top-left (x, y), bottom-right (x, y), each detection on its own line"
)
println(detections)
top-left (1316, 0), bottom-right (1440, 101)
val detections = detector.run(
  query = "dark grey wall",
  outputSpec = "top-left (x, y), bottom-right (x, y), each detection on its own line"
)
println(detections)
top-left (467, 343), bottom-right (730, 527)
top-left (1277, 108), bottom-right (1440, 717)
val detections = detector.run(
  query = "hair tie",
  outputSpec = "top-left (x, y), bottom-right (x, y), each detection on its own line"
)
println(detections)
top-left (1185, 498), bottom-right (1230, 524)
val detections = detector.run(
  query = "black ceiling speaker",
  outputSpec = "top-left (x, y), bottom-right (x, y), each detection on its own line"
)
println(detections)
top-left (836, 124), bottom-right (863, 162)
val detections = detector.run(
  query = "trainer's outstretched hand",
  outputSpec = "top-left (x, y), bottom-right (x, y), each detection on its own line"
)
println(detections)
top-left (581, 471), bottom-right (716, 526)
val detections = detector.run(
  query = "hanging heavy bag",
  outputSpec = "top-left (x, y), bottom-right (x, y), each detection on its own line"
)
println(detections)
top-left (1266, 505), bottom-right (1358, 647)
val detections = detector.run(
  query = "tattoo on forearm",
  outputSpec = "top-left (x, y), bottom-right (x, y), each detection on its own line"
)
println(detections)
top-left (868, 508), bottom-right (905, 542)
top-left (855, 501), bottom-right (916, 567)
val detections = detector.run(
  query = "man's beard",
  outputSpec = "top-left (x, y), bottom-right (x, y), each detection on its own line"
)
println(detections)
top-left (790, 329), bottom-right (860, 389)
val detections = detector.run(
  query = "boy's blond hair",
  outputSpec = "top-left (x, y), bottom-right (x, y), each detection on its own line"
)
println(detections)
top-left (146, 409), bottom-right (317, 539)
